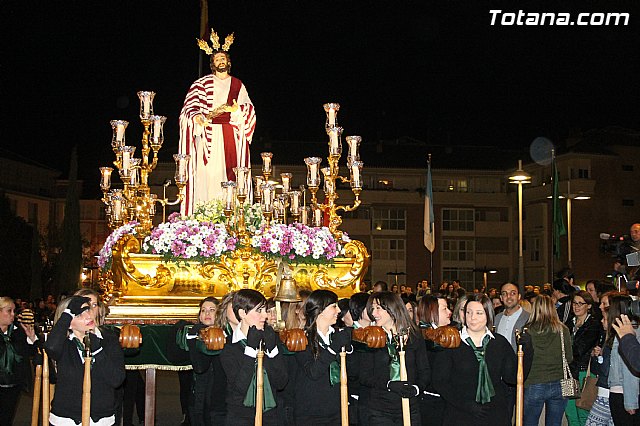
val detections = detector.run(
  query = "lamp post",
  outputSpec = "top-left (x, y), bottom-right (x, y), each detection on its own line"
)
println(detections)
top-left (565, 181), bottom-right (591, 270)
top-left (473, 267), bottom-right (497, 292)
top-left (509, 160), bottom-right (531, 294)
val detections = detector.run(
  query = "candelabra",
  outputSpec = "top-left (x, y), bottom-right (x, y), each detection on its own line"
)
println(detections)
top-left (217, 103), bottom-right (363, 243)
top-left (305, 103), bottom-right (363, 239)
top-left (99, 91), bottom-right (189, 237)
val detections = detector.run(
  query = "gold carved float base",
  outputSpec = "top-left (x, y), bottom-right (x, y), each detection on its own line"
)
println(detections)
top-left (100, 236), bottom-right (370, 322)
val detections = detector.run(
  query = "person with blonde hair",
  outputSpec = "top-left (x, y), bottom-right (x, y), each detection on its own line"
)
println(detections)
top-left (524, 294), bottom-right (573, 426)
top-left (0, 296), bottom-right (36, 425)
top-left (46, 295), bottom-right (125, 425)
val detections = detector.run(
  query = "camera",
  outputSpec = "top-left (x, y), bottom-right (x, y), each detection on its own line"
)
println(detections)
top-left (600, 233), bottom-right (632, 258)
top-left (621, 298), bottom-right (640, 323)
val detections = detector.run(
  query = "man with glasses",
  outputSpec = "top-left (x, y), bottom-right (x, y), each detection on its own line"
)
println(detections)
top-left (495, 282), bottom-right (530, 352)
top-left (494, 282), bottom-right (531, 422)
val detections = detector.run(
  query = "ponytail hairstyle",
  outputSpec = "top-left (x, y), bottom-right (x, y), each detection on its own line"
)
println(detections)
top-left (304, 290), bottom-right (338, 358)
top-left (215, 291), bottom-right (236, 329)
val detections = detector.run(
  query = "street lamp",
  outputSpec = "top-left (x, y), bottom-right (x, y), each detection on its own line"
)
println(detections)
top-left (509, 160), bottom-right (531, 293)
top-left (473, 267), bottom-right (497, 292)
top-left (546, 181), bottom-right (591, 270)
top-left (566, 181), bottom-right (591, 270)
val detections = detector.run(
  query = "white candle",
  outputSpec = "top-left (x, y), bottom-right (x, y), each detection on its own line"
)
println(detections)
top-left (351, 161), bottom-right (363, 189)
top-left (281, 173), bottom-right (292, 193)
top-left (143, 99), bottom-right (150, 116)
top-left (153, 120), bottom-right (161, 139)
top-left (313, 208), bottom-right (323, 227)
top-left (122, 149), bottom-right (130, 170)
top-left (328, 108), bottom-right (335, 126)
top-left (116, 124), bottom-right (125, 143)
top-left (261, 152), bottom-right (273, 174)
top-left (113, 198), bottom-right (122, 221)
top-left (290, 191), bottom-right (300, 213)
top-left (262, 185), bottom-right (274, 211)
top-left (300, 207), bottom-right (309, 225)
top-left (330, 132), bottom-right (338, 152)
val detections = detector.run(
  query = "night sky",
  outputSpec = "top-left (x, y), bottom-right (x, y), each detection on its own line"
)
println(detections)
top-left (1, 0), bottom-right (640, 181)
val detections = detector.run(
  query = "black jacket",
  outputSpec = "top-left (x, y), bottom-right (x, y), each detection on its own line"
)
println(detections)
top-left (0, 323), bottom-right (34, 390)
top-left (359, 332), bottom-right (430, 416)
top-left (45, 314), bottom-right (125, 422)
top-left (293, 340), bottom-right (344, 419)
top-left (568, 314), bottom-right (601, 378)
top-left (432, 333), bottom-right (530, 426)
top-left (219, 337), bottom-right (288, 424)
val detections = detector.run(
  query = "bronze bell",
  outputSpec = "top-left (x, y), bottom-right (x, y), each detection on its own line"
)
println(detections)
top-left (274, 275), bottom-right (301, 302)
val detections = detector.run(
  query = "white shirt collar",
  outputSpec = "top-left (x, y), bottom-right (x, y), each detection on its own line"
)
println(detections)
top-left (317, 326), bottom-right (335, 346)
top-left (67, 328), bottom-right (103, 341)
top-left (232, 322), bottom-right (247, 344)
top-left (461, 326), bottom-right (494, 346)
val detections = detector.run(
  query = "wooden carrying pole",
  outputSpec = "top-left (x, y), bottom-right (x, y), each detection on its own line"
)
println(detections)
top-left (255, 347), bottom-right (264, 426)
top-left (395, 331), bottom-right (411, 426)
top-left (340, 350), bottom-right (349, 426)
top-left (398, 349), bottom-right (411, 426)
top-left (42, 349), bottom-right (50, 423)
top-left (516, 343), bottom-right (524, 426)
top-left (30, 362), bottom-right (42, 426)
top-left (82, 334), bottom-right (92, 426)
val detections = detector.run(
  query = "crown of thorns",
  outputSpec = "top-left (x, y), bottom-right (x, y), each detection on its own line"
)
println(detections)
top-left (197, 29), bottom-right (234, 55)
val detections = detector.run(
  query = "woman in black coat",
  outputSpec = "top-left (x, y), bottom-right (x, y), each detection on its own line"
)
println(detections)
top-left (432, 293), bottom-right (532, 426)
top-left (294, 289), bottom-right (353, 425)
top-left (0, 296), bottom-right (36, 426)
top-left (45, 295), bottom-right (125, 425)
top-left (174, 296), bottom-right (227, 426)
top-left (219, 289), bottom-right (288, 426)
top-left (416, 295), bottom-right (452, 426)
top-left (359, 291), bottom-right (430, 425)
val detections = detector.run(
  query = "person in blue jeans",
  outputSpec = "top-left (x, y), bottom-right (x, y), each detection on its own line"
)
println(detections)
top-left (523, 295), bottom-right (574, 426)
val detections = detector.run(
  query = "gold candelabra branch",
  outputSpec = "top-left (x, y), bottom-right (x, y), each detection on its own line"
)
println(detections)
top-left (100, 92), bottom-right (189, 237)
top-left (301, 104), bottom-right (363, 238)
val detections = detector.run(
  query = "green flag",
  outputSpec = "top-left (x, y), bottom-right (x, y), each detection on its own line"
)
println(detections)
top-left (552, 156), bottom-right (566, 259)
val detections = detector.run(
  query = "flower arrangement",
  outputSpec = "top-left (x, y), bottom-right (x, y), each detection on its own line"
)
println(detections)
top-left (142, 212), bottom-right (237, 265)
top-left (190, 200), bottom-right (266, 234)
top-left (251, 222), bottom-right (349, 264)
top-left (99, 203), bottom-right (349, 269)
top-left (98, 221), bottom-right (138, 271)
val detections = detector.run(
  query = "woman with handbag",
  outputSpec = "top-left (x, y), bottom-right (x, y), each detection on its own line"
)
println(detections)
top-left (566, 291), bottom-right (602, 426)
top-left (604, 295), bottom-right (640, 426)
top-left (523, 294), bottom-right (574, 426)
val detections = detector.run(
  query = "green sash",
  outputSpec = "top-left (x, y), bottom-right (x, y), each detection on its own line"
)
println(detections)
top-left (465, 335), bottom-right (495, 404)
top-left (319, 337), bottom-right (340, 386)
top-left (1, 324), bottom-right (22, 375)
top-left (240, 339), bottom-right (277, 411)
top-left (386, 337), bottom-right (401, 382)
